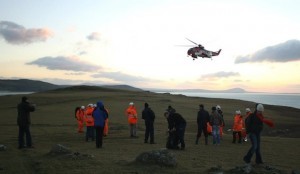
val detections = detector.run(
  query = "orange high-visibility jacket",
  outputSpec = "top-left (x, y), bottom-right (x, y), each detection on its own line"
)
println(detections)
top-left (125, 106), bottom-right (137, 124)
top-left (232, 114), bottom-right (243, 131)
top-left (76, 109), bottom-right (85, 122)
top-left (85, 106), bottom-right (94, 126)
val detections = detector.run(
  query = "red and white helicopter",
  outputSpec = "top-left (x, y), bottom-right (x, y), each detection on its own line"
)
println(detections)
top-left (185, 38), bottom-right (221, 60)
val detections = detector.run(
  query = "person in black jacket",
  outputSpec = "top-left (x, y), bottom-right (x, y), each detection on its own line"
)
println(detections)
top-left (196, 104), bottom-right (210, 145)
top-left (243, 103), bottom-right (264, 165)
top-left (164, 110), bottom-right (186, 150)
top-left (142, 103), bottom-right (155, 144)
top-left (17, 96), bottom-right (35, 149)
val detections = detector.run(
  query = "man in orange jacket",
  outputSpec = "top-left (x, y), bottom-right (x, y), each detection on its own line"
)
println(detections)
top-left (232, 110), bottom-right (243, 143)
top-left (85, 104), bottom-right (95, 141)
top-left (125, 102), bottom-right (138, 138)
top-left (76, 106), bottom-right (85, 133)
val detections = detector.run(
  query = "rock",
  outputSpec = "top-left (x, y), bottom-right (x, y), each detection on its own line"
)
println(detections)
top-left (135, 148), bottom-right (177, 167)
top-left (49, 144), bottom-right (72, 155)
top-left (0, 144), bottom-right (7, 151)
top-left (65, 152), bottom-right (95, 160)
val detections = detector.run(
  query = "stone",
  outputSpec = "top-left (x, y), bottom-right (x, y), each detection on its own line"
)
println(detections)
top-left (0, 144), bottom-right (7, 151)
top-left (49, 144), bottom-right (72, 155)
top-left (135, 148), bottom-right (177, 167)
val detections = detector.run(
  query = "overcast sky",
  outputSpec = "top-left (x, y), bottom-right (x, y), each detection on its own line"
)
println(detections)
top-left (1, 0), bottom-right (300, 93)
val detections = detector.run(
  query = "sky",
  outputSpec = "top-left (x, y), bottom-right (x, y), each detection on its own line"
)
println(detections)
top-left (1, 0), bottom-right (300, 93)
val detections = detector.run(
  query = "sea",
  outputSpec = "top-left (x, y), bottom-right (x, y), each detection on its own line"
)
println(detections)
top-left (1, 91), bottom-right (300, 109)
top-left (0, 91), bottom-right (34, 96)
top-left (157, 92), bottom-right (300, 109)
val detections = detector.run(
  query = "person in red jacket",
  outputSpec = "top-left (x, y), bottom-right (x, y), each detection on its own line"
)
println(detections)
top-left (125, 102), bottom-right (138, 138)
top-left (76, 106), bottom-right (85, 133)
top-left (232, 110), bottom-right (243, 143)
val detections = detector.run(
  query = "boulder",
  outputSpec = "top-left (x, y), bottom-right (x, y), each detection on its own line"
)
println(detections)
top-left (48, 144), bottom-right (72, 155)
top-left (135, 148), bottom-right (177, 167)
top-left (0, 144), bottom-right (7, 151)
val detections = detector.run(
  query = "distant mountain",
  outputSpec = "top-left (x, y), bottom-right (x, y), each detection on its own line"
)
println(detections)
top-left (0, 79), bottom-right (143, 92)
top-left (0, 79), bottom-right (65, 92)
top-left (101, 85), bottom-right (143, 91)
top-left (147, 87), bottom-right (247, 93)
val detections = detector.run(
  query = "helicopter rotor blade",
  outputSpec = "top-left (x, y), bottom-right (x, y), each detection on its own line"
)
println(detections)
top-left (186, 38), bottom-right (199, 46)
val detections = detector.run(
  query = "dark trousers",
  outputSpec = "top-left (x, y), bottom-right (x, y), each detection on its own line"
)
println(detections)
top-left (86, 126), bottom-right (95, 141)
top-left (196, 125), bottom-right (208, 144)
top-left (95, 126), bottom-right (104, 148)
top-left (232, 131), bottom-right (242, 143)
top-left (176, 122), bottom-right (186, 148)
top-left (243, 132), bottom-right (263, 164)
top-left (18, 125), bottom-right (32, 148)
top-left (144, 121), bottom-right (154, 143)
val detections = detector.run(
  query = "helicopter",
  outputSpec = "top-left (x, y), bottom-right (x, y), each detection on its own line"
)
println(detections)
top-left (185, 38), bottom-right (221, 60)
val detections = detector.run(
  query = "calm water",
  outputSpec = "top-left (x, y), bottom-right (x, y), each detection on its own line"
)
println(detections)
top-left (161, 92), bottom-right (300, 109)
top-left (0, 91), bottom-right (34, 96)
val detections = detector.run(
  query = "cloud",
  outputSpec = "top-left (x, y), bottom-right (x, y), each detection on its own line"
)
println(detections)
top-left (200, 71), bottom-right (240, 80)
top-left (0, 21), bottom-right (53, 44)
top-left (235, 40), bottom-right (300, 63)
top-left (27, 56), bottom-right (102, 72)
top-left (87, 32), bottom-right (101, 41)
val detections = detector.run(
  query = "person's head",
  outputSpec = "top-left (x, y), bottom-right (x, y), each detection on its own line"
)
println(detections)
top-left (144, 102), bottom-right (149, 108)
top-left (236, 110), bottom-right (241, 115)
top-left (216, 105), bottom-right (221, 111)
top-left (81, 106), bottom-right (85, 110)
top-left (212, 106), bottom-right (217, 112)
top-left (256, 103), bottom-right (264, 113)
top-left (199, 104), bottom-right (204, 110)
top-left (129, 102), bottom-right (134, 106)
top-left (245, 108), bottom-right (251, 113)
top-left (21, 96), bottom-right (28, 102)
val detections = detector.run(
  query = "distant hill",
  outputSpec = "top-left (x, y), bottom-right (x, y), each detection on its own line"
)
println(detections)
top-left (147, 87), bottom-right (247, 93)
top-left (0, 79), bottom-right (64, 92)
top-left (101, 85), bottom-right (143, 91)
top-left (0, 79), bottom-right (144, 92)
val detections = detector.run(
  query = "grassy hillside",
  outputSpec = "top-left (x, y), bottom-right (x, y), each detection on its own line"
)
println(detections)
top-left (0, 79), bottom-right (63, 92)
top-left (0, 87), bottom-right (299, 173)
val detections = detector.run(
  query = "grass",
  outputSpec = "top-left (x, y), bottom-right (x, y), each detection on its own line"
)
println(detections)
top-left (0, 87), bottom-right (299, 173)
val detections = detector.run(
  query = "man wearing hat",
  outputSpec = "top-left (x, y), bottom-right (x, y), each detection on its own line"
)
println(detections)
top-left (243, 103), bottom-right (274, 165)
top-left (125, 102), bottom-right (138, 138)
top-left (17, 96), bottom-right (36, 149)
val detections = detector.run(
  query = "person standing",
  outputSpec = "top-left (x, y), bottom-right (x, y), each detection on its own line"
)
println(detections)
top-left (92, 101), bottom-right (108, 148)
top-left (195, 104), bottom-right (210, 145)
top-left (210, 106), bottom-right (224, 145)
top-left (142, 103), bottom-right (155, 144)
top-left (164, 111), bottom-right (186, 150)
top-left (232, 110), bottom-right (243, 144)
top-left (17, 96), bottom-right (35, 149)
top-left (242, 108), bottom-right (252, 142)
top-left (76, 106), bottom-right (85, 133)
top-left (243, 103), bottom-right (274, 164)
top-left (84, 104), bottom-right (95, 141)
top-left (125, 102), bottom-right (138, 138)
top-left (216, 105), bottom-right (225, 139)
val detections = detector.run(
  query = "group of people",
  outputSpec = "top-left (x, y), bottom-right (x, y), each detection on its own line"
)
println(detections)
top-left (75, 102), bottom-right (109, 148)
top-left (17, 96), bottom-right (274, 165)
